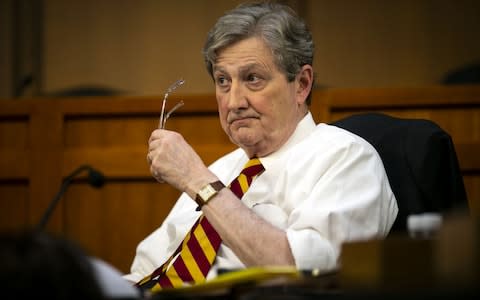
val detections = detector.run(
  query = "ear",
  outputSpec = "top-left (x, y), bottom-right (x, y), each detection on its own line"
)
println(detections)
top-left (295, 65), bottom-right (313, 105)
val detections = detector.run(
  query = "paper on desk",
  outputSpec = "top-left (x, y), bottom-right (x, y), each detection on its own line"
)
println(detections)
top-left (154, 266), bottom-right (300, 295)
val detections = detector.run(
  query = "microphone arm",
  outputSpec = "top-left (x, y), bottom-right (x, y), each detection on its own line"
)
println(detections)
top-left (36, 164), bottom-right (105, 231)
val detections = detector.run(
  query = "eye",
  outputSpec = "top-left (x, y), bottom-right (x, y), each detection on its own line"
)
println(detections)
top-left (214, 73), bottom-right (231, 93)
top-left (214, 74), bottom-right (227, 85)
top-left (247, 74), bottom-right (261, 83)
top-left (245, 73), bottom-right (265, 90)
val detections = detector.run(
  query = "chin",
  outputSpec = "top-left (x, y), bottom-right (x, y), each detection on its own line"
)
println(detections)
top-left (232, 132), bottom-right (259, 148)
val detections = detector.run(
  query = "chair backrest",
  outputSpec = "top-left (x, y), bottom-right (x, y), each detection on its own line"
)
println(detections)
top-left (331, 112), bottom-right (468, 233)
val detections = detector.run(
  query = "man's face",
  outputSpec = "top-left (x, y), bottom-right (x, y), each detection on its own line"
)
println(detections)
top-left (213, 36), bottom-right (308, 157)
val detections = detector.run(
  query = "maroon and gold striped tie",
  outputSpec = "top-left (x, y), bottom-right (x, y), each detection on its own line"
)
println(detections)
top-left (136, 158), bottom-right (265, 292)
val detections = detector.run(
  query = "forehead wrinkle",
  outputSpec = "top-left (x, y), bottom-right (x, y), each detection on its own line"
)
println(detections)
top-left (238, 63), bottom-right (265, 75)
top-left (214, 61), bottom-right (270, 77)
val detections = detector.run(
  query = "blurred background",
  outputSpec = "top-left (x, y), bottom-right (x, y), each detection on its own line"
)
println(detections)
top-left (1, 0), bottom-right (479, 100)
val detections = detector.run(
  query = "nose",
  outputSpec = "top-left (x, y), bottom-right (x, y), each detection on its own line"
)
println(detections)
top-left (227, 81), bottom-right (248, 110)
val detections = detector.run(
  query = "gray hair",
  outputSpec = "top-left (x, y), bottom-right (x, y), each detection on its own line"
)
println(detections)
top-left (202, 1), bottom-right (315, 104)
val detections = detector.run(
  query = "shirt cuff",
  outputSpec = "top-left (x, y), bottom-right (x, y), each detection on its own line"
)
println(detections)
top-left (286, 228), bottom-right (337, 272)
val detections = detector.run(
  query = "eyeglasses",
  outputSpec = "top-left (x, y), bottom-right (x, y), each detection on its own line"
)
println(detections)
top-left (159, 79), bottom-right (185, 129)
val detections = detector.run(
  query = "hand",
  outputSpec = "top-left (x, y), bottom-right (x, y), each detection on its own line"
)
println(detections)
top-left (146, 129), bottom-right (215, 198)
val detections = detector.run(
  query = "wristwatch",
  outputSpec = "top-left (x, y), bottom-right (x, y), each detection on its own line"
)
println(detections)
top-left (194, 180), bottom-right (225, 208)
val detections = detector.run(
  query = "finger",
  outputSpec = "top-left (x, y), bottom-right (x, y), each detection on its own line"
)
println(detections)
top-left (148, 128), bottom-right (163, 144)
top-left (150, 168), bottom-right (165, 183)
top-left (148, 136), bottom-right (163, 153)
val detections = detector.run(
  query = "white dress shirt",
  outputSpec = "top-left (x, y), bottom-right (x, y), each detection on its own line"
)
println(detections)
top-left (123, 112), bottom-right (398, 283)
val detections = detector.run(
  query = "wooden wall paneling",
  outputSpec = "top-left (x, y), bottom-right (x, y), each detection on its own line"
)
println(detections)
top-left (309, 88), bottom-right (330, 123)
top-left (64, 181), bottom-right (180, 273)
top-left (0, 116), bottom-right (29, 179)
top-left (463, 176), bottom-right (480, 215)
top-left (312, 85), bottom-right (480, 109)
top-left (56, 95), bottom-right (236, 273)
top-left (0, 182), bottom-right (29, 231)
top-left (28, 101), bottom-right (65, 231)
top-left (0, 110), bottom-right (30, 232)
top-left (62, 115), bottom-right (156, 178)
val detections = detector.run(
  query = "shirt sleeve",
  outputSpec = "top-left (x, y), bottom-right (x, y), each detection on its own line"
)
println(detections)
top-left (284, 129), bottom-right (398, 272)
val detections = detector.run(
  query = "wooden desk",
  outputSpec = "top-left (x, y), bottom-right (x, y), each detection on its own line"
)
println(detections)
top-left (151, 216), bottom-right (479, 299)
top-left (340, 215), bottom-right (479, 293)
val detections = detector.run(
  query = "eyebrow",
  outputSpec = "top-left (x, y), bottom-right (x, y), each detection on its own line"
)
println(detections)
top-left (213, 63), bottom-right (263, 76)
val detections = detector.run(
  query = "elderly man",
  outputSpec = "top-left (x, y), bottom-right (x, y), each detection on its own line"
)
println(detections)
top-left (124, 1), bottom-right (398, 292)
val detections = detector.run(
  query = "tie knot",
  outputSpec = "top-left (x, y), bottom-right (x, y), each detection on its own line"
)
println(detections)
top-left (241, 158), bottom-right (265, 177)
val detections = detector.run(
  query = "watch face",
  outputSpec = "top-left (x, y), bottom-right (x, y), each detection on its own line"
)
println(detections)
top-left (199, 185), bottom-right (216, 201)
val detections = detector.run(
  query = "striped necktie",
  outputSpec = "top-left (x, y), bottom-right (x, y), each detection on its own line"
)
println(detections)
top-left (136, 158), bottom-right (265, 292)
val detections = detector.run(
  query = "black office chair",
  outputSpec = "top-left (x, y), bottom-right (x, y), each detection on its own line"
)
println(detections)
top-left (331, 112), bottom-right (468, 233)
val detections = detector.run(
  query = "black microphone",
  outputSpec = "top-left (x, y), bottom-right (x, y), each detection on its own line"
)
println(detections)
top-left (36, 165), bottom-right (105, 231)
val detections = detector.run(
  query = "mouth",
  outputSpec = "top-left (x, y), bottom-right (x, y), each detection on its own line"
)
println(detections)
top-left (228, 116), bottom-right (257, 126)
top-left (227, 110), bottom-right (259, 123)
